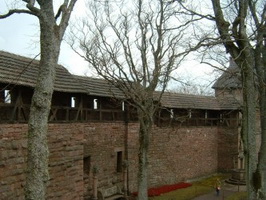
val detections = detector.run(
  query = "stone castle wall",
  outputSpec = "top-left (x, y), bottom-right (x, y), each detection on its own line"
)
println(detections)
top-left (127, 126), bottom-right (219, 191)
top-left (0, 122), bottom-right (238, 199)
top-left (82, 123), bottom-right (222, 193)
top-left (83, 122), bottom-right (129, 199)
top-left (149, 127), bottom-right (218, 185)
top-left (217, 127), bottom-right (239, 171)
top-left (0, 124), bottom-right (84, 200)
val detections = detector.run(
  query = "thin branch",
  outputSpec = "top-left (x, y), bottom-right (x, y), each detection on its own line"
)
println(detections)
top-left (177, 1), bottom-right (216, 21)
top-left (55, 4), bottom-right (66, 21)
top-left (58, 0), bottom-right (78, 39)
top-left (0, 9), bottom-right (35, 19)
top-left (25, 0), bottom-right (40, 15)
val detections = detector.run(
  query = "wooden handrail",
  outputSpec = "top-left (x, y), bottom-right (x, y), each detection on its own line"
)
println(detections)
top-left (0, 103), bottom-right (239, 126)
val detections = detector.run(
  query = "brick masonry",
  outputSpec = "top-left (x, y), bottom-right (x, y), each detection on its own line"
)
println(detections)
top-left (83, 122), bottom-right (127, 199)
top-left (149, 127), bottom-right (218, 185)
top-left (217, 127), bottom-right (239, 171)
top-left (127, 126), bottom-right (219, 191)
top-left (0, 123), bottom-right (84, 200)
top-left (0, 122), bottom-right (238, 199)
top-left (82, 123), bottom-right (228, 194)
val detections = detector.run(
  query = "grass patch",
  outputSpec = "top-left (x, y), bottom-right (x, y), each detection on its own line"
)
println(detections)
top-left (148, 174), bottom-right (228, 200)
top-left (225, 192), bottom-right (247, 200)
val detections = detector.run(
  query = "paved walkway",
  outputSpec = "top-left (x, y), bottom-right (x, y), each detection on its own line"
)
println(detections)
top-left (193, 183), bottom-right (246, 200)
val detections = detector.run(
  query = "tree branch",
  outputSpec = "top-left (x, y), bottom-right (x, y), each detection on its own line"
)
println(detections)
top-left (211, 0), bottom-right (239, 57)
top-left (55, 4), bottom-right (66, 21)
top-left (177, 1), bottom-right (215, 21)
top-left (58, 0), bottom-right (78, 39)
top-left (0, 9), bottom-right (35, 19)
top-left (23, 0), bottom-right (40, 16)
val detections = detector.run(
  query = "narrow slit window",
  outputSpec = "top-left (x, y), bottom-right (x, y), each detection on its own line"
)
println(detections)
top-left (220, 114), bottom-right (223, 123)
top-left (122, 101), bottom-right (125, 111)
top-left (116, 151), bottom-right (123, 173)
top-left (71, 97), bottom-right (76, 108)
top-left (4, 90), bottom-right (11, 104)
top-left (205, 110), bottom-right (208, 119)
top-left (188, 109), bottom-right (192, 118)
top-left (93, 99), bottom-right (98, 110)
top-left (83, 156), bottom-right (91, 175)
top-left (170, 109), bottom-right (174, 119)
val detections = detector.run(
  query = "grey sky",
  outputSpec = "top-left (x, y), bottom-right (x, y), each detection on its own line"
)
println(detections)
top-left (0, 1), bottom-right (217, 91)
top-left (0, 0), bottom-right (90, 75)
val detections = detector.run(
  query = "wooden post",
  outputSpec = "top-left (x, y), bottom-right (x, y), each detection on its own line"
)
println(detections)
top-left (123, 167), bottom-right (127, 198)
top-left (92, 166), bottom-right (98, 200)
top-left (123, 160), bottom-right (129, 198)
top-left (92, 175), bottom-right (98, 200)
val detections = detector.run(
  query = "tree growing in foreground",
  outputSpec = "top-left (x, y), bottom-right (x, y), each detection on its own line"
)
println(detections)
top-left (0, 0), bottom-right (77, 199)
top-left (70, 0), bottom-right (193, 199)
top-left (177, 0), bottom-right (265, 198)
top-left (211, 1), bottom-right (266, 199)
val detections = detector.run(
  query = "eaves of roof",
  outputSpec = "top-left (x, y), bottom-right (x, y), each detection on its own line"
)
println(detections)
top-left (0, 50), bottom-right (241, 111)
top-left (0, 51), bottom-right (86, 93)
top-left (73, 75), bottom-right (125, 98)
top-left (158, 92), bottom-right (241, 110)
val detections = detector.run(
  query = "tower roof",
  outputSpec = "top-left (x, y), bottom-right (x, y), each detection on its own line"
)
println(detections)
top-left (212, 58), bottom-right (242, 89)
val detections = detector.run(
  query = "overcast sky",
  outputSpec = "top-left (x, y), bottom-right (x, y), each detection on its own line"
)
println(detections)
top-left (0, 0), bottom-right (91, 75)
top-left (0, 1), bottom-right (218, 91)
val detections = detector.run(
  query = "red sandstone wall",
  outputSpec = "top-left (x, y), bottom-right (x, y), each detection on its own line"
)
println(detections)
top-left (149, 127), bottom-right (218, 185)
top-left (217, 127), bottom-right (239, 171)
top-left (0, 124), bottom-right (28, 200)
top-left (0, 121), bottom-right (236, 199)
top-left (0, 124), bottom-right (84, 200)
top-left (83, 122), bottom-right (128, 199)
top-left (126, 126), bottom-right (219, 191)
top-left (84, 123), bottom-right (219, 193)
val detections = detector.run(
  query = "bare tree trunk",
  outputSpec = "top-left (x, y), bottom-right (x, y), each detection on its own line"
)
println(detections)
top-left (25, 12), bottom-right (60, 200)
top-left (22, 1), bottom-right (77, 199)
top-left (137, 126), bottom-right (149, 200)
top-left (209, 1), bottom-right (261, 198)
top-left (256, 88), bottom-right (266, 199)
top-left (137, 107), bottom-right (152, 200)
top-left (241, 60), bottom-right (257, 199)
top-left (254, 52), bottom-right (266, 199)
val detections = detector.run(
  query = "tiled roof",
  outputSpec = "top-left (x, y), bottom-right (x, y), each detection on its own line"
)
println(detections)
top-left (0, 51), bottom-right (86, 93)
top-left (216, 96), bottom-right (242, 110)
top-left (0, 50), bottom-right (241, 110)
top-left (159, 92), bottom-right (240, 110)
top-left (212, 59), bottom-right (242, 89)
top-left (73, 75), bottom-right (124, 98)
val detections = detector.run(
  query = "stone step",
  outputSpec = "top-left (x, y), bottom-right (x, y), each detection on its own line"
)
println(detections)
top-left (225, 178), bottom-right (246, 185)
top-left (104, 194), bottom-right (124, 200)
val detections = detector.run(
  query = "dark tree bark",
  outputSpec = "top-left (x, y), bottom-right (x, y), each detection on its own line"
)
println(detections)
top-left (174, 0), bottom-right (265, 198)
top-left (137, 98), bottom-right (153, 200)
top-left (0, 1), bottom-right (77, 199)
top-left (210, 1), bottom-right (266, 198)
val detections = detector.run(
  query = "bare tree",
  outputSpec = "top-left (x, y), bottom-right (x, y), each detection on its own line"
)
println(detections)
top-left (211, 1), bottom-right (266, 199)
top-left (169, 75), bottom-right (217, 96)
top-left (0, 1), bottom-right (77, 199)
top-left (176, 0), bottom-right (266, 198)
top-left (70, 0), bottom-right (193, 199)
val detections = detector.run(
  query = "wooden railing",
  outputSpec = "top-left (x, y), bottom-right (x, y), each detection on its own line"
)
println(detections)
top-left (48, 106), bottom-right (126, 122)
top-left (0, 103), bottom-right (128, 123)
top-left (0, 103), bottom-right (240, 127)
